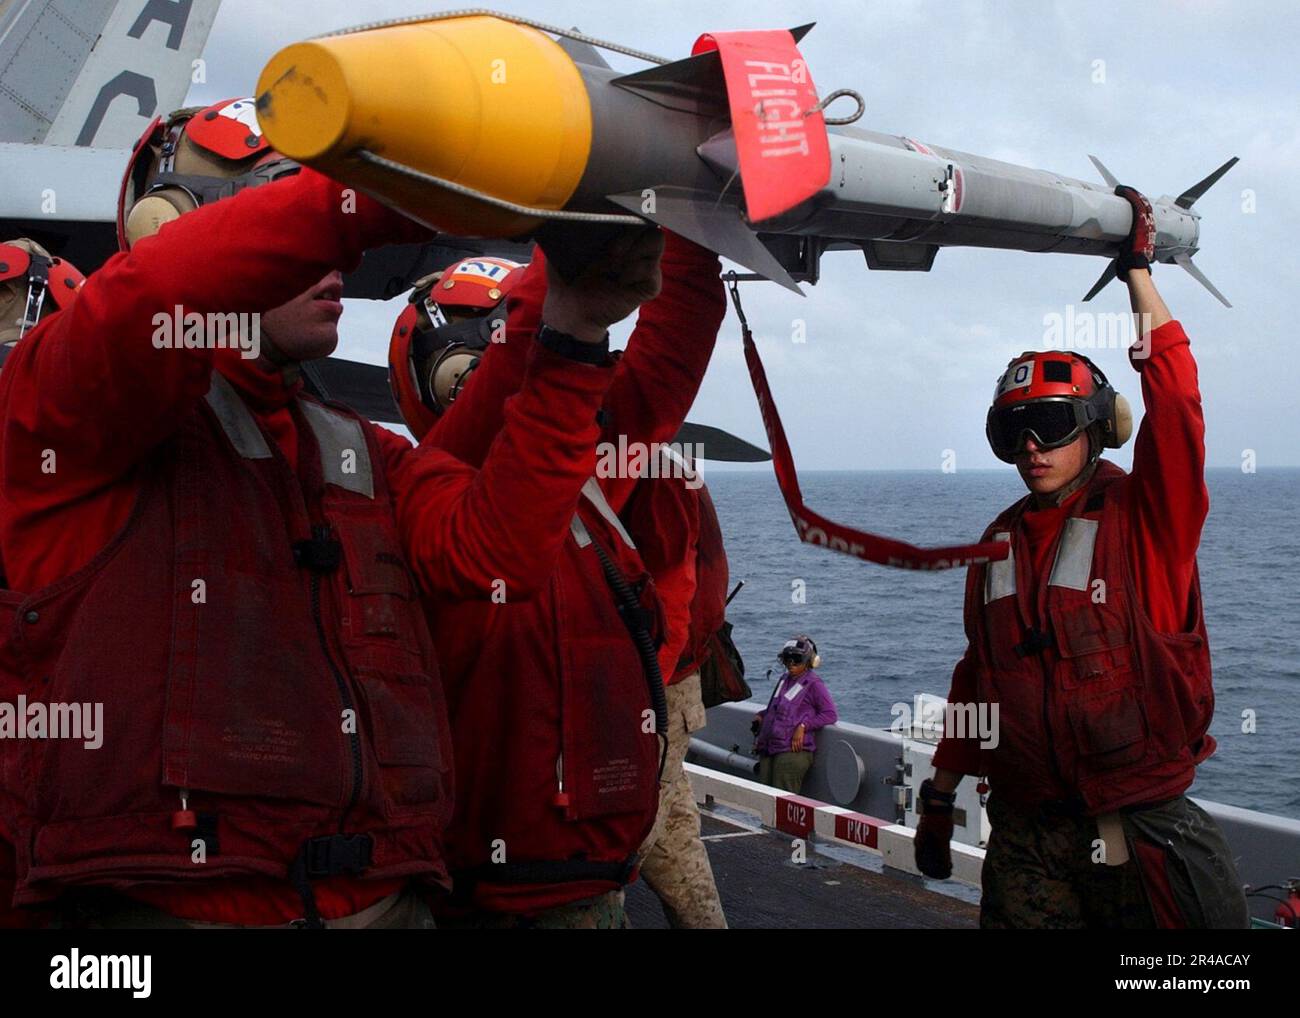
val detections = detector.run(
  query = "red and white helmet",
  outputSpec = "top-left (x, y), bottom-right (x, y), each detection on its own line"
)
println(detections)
top-left (388, 256), bottom-right (526, 439)
top-left (117, 97), bottom-right (299, 250)
top-left (0, 239), bottom-right (85, 353)
top-left (985, 350), bottom-right (1131, 463)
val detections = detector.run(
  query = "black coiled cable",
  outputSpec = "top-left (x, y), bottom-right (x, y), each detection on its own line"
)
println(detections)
top-left (590, 538), bottom-right (670, 779)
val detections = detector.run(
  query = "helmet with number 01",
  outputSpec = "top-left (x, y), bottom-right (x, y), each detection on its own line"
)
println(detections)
top-left (117, 97), bottom-right (301, 250)
top-left (388, 256), bottom-right (526, 439)
top-left (985, 350), bottom-right (1132, 464)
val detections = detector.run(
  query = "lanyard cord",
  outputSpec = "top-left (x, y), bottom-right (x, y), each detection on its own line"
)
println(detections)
top-left (726, 272), bottom-right (1010, 571)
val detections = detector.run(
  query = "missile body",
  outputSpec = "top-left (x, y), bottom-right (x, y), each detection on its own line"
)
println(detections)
top-left (256, 14), bottom-right (1232, 301)
top-left (754, 129), bottom-right (1201, 259)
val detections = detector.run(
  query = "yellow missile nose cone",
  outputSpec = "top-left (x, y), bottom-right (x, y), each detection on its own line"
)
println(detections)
top-left (255, 16), bottom-right (594, 237)
top-left (255, 44), bottom-right (351, 163)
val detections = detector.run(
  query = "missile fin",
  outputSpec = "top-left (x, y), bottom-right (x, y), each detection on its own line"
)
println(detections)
top-left (1173, 253), bottom-right (1231, 308)
top-left (1088, 155), bottom-right (1120, 189)
top-left (610, 52), bottom-right (729, 117)
top-left (555, 31), bottom-right (612, 69)
top-left (1081, 261), bottom-right (1118, 302)
top-left (608, 187), bottom-right (803, 294)
top-left (788, 23), bottom-right (816, 42)
top-left (1176, 156), bottom-right (1239, 209)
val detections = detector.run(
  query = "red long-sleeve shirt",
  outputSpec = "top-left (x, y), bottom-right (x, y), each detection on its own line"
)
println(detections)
top-left (0, 169), bottom-right (621, 924)
top-left (427, 238), bottom-right (725, 682)
top-left (933, 320), bottom-right (1208, 776)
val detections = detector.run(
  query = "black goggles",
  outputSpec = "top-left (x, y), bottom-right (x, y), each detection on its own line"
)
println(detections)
top-left (986, 398), bottom-right (1095, 462)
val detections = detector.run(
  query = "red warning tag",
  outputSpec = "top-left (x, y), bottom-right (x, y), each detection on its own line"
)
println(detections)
top-left (692, 30), bottom-right (830, 223)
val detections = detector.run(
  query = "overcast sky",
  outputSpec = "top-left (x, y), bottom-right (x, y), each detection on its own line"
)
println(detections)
top-left (187, 0), bottom-right (1298, 470)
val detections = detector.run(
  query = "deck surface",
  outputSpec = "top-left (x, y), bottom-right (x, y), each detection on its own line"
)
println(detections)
top-left (625, 809), bottom-right (980, 929)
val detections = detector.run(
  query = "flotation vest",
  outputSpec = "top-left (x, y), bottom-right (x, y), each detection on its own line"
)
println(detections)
top-left (965, 460), bottom-right (1214, 814)
top-left (430, 478), bottom-right (663, 916)
top-left (0, 375), bottom-right (452, 905)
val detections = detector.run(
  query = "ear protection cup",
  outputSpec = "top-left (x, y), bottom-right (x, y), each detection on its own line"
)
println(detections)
top-left (1079, 357), bottom-right (1132, 452)
top-left (429, 347), bottom-right (482, 410)
top-left (123, 188), bottom-right (198, 248)
top-left (1111, 392), bottom-right (1133, 447)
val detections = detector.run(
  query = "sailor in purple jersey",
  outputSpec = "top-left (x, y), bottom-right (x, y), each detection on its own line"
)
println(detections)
top-left (753, 636), bottom-right (839, 793)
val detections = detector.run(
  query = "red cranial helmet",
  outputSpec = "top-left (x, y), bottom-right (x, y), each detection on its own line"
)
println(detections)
top-left (985, 350), bottom-right (1132, 464)
top-left (117, 97), bottom-right (300, 250)
top-left (0, 239), bottom-right (85, 354)
top-left (388, 256), bottom-right (526, 439)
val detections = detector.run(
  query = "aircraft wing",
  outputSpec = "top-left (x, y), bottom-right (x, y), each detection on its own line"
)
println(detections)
top-left (304, 356), bottom-right (771, 463)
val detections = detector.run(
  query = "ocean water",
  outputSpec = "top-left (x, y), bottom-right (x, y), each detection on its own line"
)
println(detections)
top-left (704, 468), bottom-right (1300, 817)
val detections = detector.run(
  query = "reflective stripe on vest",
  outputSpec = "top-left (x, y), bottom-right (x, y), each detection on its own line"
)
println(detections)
top-left (984, 532), bottom-right (1015, 603)
top-left (570, 477), bottom-right (636, 550)
top-left (299, 399), bottom-right (374, 498)
top-left (204, 375), bottom-right (375, 499)
top-left (1048, 517), bottom-right (1099, 591)
top-left (204, 373), bottom-right (271, 459)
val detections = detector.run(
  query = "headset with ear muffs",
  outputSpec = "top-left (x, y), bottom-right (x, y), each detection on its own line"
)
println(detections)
top-left (1076, 354), bottom-right (1134, 455)
top-left (778, 635), bottom-right (821, 670)
top-left (1081, 358), bottom-right (1133, 455)
top-left (805, 636), bottom-right (822, 670)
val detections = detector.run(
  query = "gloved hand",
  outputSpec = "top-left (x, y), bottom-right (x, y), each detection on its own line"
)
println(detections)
top-left (542, 226), bottom-right (664, 343)
top-left (914, 778), bottom-right (955, 879)
top-left (1114, 184), bottom-right (1156, 280)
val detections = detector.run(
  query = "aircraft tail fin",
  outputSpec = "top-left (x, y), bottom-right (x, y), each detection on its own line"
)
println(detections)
top-left (0, 0), bottom-right (222, 148)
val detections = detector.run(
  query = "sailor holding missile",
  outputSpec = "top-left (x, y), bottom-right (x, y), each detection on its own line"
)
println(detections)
top-left (391, 229), bottom-right (728, 929)
top-left (915, 186), bottom-right (1249, 929)
top-left (0, 98), bottom-right (667, 929)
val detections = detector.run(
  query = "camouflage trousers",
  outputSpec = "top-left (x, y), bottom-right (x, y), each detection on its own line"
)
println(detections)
top-left (981, 794), bottom-right (1156, 929)
top-left (438, 890), bottom-right (630, 929)
top-left (637, 672), bottom-right (728, 929)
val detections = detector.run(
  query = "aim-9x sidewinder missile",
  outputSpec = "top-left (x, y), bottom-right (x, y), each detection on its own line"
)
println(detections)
top-left (255, 10), bottom-right (1236, 303)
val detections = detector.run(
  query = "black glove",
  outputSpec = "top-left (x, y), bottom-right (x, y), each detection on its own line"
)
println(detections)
top-left (1114, 184), bottom-right (1156, 280)
top-left (914, 778), bottom-right (955, 880)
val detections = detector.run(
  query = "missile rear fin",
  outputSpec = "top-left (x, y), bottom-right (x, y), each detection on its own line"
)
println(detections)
top-left (1082, 155), bottom-right (1237, 305)
top-left (1173, 253), bottom-right (1231, 308)
top-left (607, 186), bottom-right (803, 293)
top-left (609, 51), bottom-right (729, 117)
top-left (1177, 156), bottom-right (1239, 210)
